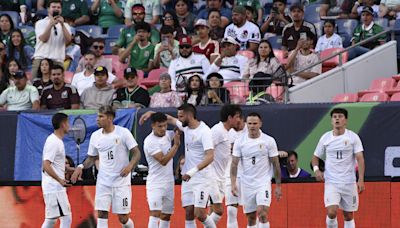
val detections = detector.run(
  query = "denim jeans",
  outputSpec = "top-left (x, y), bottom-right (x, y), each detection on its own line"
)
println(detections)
top-left (348, 46), bottom-right (371, 60)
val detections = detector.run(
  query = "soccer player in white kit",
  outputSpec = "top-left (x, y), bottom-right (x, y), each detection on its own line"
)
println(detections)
top-left (208, 104), bottom-right (243, 226)
top-left (143, 112), bottom-right (181, 228)
top-left (41, 113), bottom-right (72, 228)
top-left (71, 105), bottom-right (141, 228)
top-left (312, 108), bottom-right (365, 228)
top-left (140, 104), bottom-right (216, 228)
top-left (230, 112), bottom-right (282, 228)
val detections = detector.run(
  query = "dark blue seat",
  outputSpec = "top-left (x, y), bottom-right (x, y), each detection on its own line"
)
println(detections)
top-left (267, 35), bottom-right (283, 49)
top-left (107, 24), bottom-right (125, 38)
top-left (104, 38), bottom-right (117, 55)
top-left (336, 19), bottom-right (358, 37)
top-left (304, 4), bottom-right (321, 23)
top-left (76, 25), bottom-right (103, 38)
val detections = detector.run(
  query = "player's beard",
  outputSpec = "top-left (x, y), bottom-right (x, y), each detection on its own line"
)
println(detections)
top-left (182, 120), bottom-right (189, 127)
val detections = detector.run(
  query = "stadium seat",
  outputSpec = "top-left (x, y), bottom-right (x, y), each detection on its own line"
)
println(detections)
top-left (267, 36), bottom-right (282, 49)
top-left (0, 11), bottom-right (20, 27)
top-left (340, 33), bottom-right (352, 48)
top-left (140, 67), bottom-right (168, 87)
top-left (390, 92), bottom-right (400, 101)
top-left (374, 18), bottom-right (389, 29)
top-left (18, 25), bottom-right (34, 37)
top-left (273, 49), bottom-right (288, 65)
top-left (266, 84), bottom-right (284, 102)
top-left (237, 50), bottom-right (255, 59)
top-left (313, 21), bottom-right (324, 38)
top-left (64, 71), bottom-right (74, 84)
top-left (225, 81), bottom-right (249, 99)
top-left (336, 19), bottom-right (358, 37)
top-left (359, 92), bottom-right (389, 102)
top-left (104, 55), bottom-right (127, 79)
top-left (76, 25), bottom-right (103, 38)
top-left (137, 70), bottom-right (145, 81)
top-left (332, 93), bottom-right (358, 102)
top-left (320, 48), bottom-right (348, 72)
top-left (304, 4), bottom-right (321, 23)
top-left (385, 80), bottom-right (400, 95)
top-left (358, 78), bottom-right (396, 97)
top-left (104, 38), bottom-right (117, 55)
top-left (107, 24), bottom-right (125, 38)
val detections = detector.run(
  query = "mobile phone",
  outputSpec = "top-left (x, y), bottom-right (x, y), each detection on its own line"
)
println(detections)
top-left (300, 32), bottom-right (307, 40)
top-left (52, 11), bottom-right (60, 17)
top-left (162, 37), bottom-right (168, 46)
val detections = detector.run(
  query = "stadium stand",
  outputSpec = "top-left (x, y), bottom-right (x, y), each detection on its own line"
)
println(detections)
top-left (359, 92), bottom-right (390, 102)
top-left (332, 93), bottom-right (358, 102)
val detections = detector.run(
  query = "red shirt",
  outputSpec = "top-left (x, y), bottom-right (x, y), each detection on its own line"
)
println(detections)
top-left (192, 39), bottom-right (219, 60)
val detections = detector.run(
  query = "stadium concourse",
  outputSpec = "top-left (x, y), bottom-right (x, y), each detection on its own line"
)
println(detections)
top-left (1, 0), bottom-right (400, 227)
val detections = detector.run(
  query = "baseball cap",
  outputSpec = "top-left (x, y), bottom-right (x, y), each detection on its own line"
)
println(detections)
top-left (94, 66), bottom-right (108, 76)
top-left (194, 19), bottom-right (209, 29)
top-left (12, 70), bottom-right (26, 79)
top-left (290, 3), bottom-right (304, 12)
top-left (221, 37), bottom-right (240, 46)
top-left (232, 6), bottom-right (246, 15)
top-left (124, 67), bottom-right (137, 78)
top-left (179, 36), bottom-right (192, 46)
top-left (159, 72), bottom-right (171, 80)
top-left (361, 6), bottom-right (374, 15)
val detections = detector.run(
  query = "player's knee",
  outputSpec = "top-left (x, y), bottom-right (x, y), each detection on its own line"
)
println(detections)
top-left (160, 213), bottom-right (171, 221)
top-left (118, 214), bottom-right (130, 224)
top-left (246, 212), bottom-right (257, 225)
top-left (257, 208), bottom-right (269, 223)
top-left (97, 210), bottom-right (109, 219)
top-left (212, 204), bottom-right (224, 215)
top-left (343, 211), bottom-right (354, 221)
top-left (185, 206), bottom-right (195, 220)
top-left (194, 208), bottom-right (207, 221)
top-left (327, 210), bottom-right (337, 219)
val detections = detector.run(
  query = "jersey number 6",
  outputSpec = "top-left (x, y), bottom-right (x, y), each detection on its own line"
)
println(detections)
top-left (108, 151), bottom-right (114, 160)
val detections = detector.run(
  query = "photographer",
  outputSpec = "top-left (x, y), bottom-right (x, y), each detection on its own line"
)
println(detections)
top-left (32, 0), bottom-right (72, 79)
top-left (261, 0), bottom-right (292, 37)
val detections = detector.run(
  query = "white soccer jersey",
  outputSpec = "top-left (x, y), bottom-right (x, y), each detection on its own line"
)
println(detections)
top-left (176, 120), bottom-right (214, 181)
top-left (232, 132), bottom-right (279, 188)
top-left (88, 125), bottom-right (138, 187)
top-left (42, 133), bottom-right (67, 194)
top-left (315, 33), bottom-right (343, 53)
top-left (224, 20), bottom-right (261, 50)
top-left (168, 53), bottom-right (211, 91)
top-left (314, 129), bottom-right (364, 184)
top-left (144, 131), bottom-right (175, 185)
top-left (209, 54), bottom-right (248, 82)
top-left (210, 122), bottom-right (231, 181)
top-left (71, 71), bottom-right (116, 95)
top-left (225, 126), bottom-right (247, 179)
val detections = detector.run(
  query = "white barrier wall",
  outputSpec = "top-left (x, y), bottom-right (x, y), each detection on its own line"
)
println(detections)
top-left (288, 41), bottom-right (398, 103)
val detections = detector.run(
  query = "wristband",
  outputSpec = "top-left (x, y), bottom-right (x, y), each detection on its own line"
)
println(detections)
top-left (313, 165), bottom-right (319, 172)
top-left (186, 166), bottom-right (199, 177)
top-left (78, 164), bottom-right (84, 169)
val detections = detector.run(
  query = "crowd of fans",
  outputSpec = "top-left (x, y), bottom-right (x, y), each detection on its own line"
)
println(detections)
top-left (0, 0), bottom-right (394, 111)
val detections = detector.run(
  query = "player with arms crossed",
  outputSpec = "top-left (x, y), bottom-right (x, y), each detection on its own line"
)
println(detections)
top-left (140, 104), bottom-right (216, 228)
top-left (230, 112), bottom-right (282, 228)
top-left (143, 112), bottom-right (181, 228)
top-left (41, 113), bottom-right (73, 228)
top-left (312, 108), bottom-right (365, 228)
top-left (208, 104), bottom-right (243, 226)
top-left (71, 105), bottom-right (141, 228)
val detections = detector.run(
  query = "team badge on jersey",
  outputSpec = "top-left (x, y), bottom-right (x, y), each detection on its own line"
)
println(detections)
top-left (190, 59), bottom-right (195, 64)
top-left (144, 51), bottom-right (150, 57)
top-left (344, 140), bottom-right (348, 146)
top-left (115, 139), bottom-right (120, 145)
top-left (61, 90), bottom-right (68, 99)
top-left (241, 30), bottom-right (248, 39)
top-left (70, 4), bottom-right (76, 11)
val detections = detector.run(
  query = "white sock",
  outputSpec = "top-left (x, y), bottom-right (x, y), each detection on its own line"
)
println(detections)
top-left (210, 212), bottom-right (221, 224)
top-left (185, 220), bottom-right (197, 228)
top-left (202, 216), bottom-right (216, 228)
top-left (148, 216), bottom-right (159, 228)
top-left (246, 225), bottom-right (257, 228)
top-left (159, 220), bottom-right (170, 228)
top-left (122, 218), bottom-right (134, 228)
top-left (41, 218), bottom-right (57, 228)
top-left (227, 206), bottom-right (238, 228)
top-left (60, 214), bottom-right (72, 228)
top-left (326, 216), bottom-right (338, 228)
top-left (258, 222), bottom-right (270, 228)
top-left (344, 219), bottom-right (355, 228)
top-left (97, 218), bottom-right (108, 228)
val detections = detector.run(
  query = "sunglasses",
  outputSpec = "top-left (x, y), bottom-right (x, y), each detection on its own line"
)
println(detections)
top-left (133, 12), bottom-right (145, 16)
top-left (179, 44), bottom-right (191, 49)
top-left (163, 16), bottom-right (173, 20)
top-left (93, 45), bottom-right (104, 50)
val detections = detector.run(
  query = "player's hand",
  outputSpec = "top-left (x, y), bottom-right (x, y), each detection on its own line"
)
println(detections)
top-left (66, 166), bottom-right (75, 174)
top-left (59, 179), bottom-right (72, 187)
top-left (120, 163), bottom-right (134, 177)
top-left (231, 184), bottom-right (238, 197)
top-left (274, 185), bottom-right (282, 201)
top-left (70, 167), bottom-right (83, 184)
top-left (173, 130), bottom-right (181, 146)
top-left (278, 151), bottom-right (288, 158)
top-left (357, 180), bottom-right (365, 193)
top-left (182, 174), bottom-right (191, 182)
top-left (315, 170), bottom-right (324, 182)
top-left (139, 111), bottom-right (156, 125)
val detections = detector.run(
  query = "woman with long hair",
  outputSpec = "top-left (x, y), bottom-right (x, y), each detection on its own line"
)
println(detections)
top-left (185, 74), bottom-right (207, 106)
top-left (33, 58), bottom-right (53, 95)
top-left (0, 14), bottom-right (15, 45)
top-left (206, 72), bottom-right (230, 104)
top-left (161, 10), bottom-right (187, 40)
top-left (175, 0), bottom-right (196, 34)
top-left (0, 59), bottom-right (21, 94)
top-left (7, 29), bottom-right (35, 71)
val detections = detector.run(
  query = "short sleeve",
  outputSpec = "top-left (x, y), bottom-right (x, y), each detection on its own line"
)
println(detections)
top-left (29, 86), bottom-right (39, 102)
top-left (152, 0), bottom-right (162, 16)
top-left (211, 127), bottom-right (224, 146)
top-left (124, 0), bottom-right (133, 19)
top-left (123, 128), bottom-right (138, 150)
top-left (87, 133), bottom-right (99, 156)
top-left (201, 128), bottom-right (214, 151)
top-left (232, 138), bottom-right (241, 158)
top-left (69, 86), bottom-right (80, 105)
top-left (310, 54), bottom-right (322, 74)
top-left (314, 136), bottom-right (326, 158)
top-left (268, 137), bottom-right (279, 158)
top-left (0, 89), bottom-right (8, 105)
top-left (352, 133), bottom-right (364, 154)
top-left (35, 19), bottom-right (46, 38)
top-left (145, 139), bottom-right (163, 156)
top-left (175, 120), bottom-right (185, 131)
top-left (107, 72), bottom-right (117, 83)
top-left (42, 137), bottom-right (57, 162)
top-left (116, 29), bottom-right (127, 47)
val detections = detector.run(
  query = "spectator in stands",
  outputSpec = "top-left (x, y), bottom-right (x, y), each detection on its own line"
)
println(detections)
top-left (320, 0), bottom-right (355, 19)
top-left (149, 72), bottom-right (183, 108)
top-left (261, 0), bottom-right (292, 38)
top-left (206, 72), bottom-right (230, 104)
top-left (315, 20), bottom-right (343, 53)
top-left (152, 26), bottom-right (179, 68)
top-left (124, 0), bottom-right (161, 26)
top-left (36, 0), bottom-right (48, 11)
top-left (379, 0), bottom-right (400, 21)
top-left (184, 74), bottom-right (207, 106)
top-left (0, 1), bottom-right (25, 12)
top-left (0, 71), bottom-right (40, 111)
top-left (245, 5), bottom-right (256, 23)
top-left (72, 51), bottom-right (117, 95)
top-left (61, 0), bottom-right (90, 26)
top-left (118, 22), bottom-right (155, 73)
top-left (64, 28), bottom-right (81, 72)
top-left (237, 0), bottom-right (263, 25)
top-left (7, 29), bottom-right (34, 71)
top-left (161, 11), bottom-right (187, 40)
top-left (90, 0), bottom-right (124, 32)
top-left (209, 37), bottom-right (248, 82)
top-left (349, 6), bottom-right (386, 60)
top-left (175, 0), bottom-right (196, 35)
top-left (76, 38), bottom-right (112, 73)
top-left (0, 41), bottom-right (6, 91)
top-left (80, 66), bottom-right (115, 109)
top-left (279, 150), bottom-right (311, 178)
top-left (197, 0), bottom-right (232, 28)
top-left (112, 67), bottom-right (150, 108)
top-left (243, 39), bottom-right (281, 79)
top-left (3, 59), bottom-right (22, 92)
top-left (287, 31), bottom-right (321, 86)
top-left (351, 0), bottom-right (380, 18)
top-left (33, 58), bottom-right (54, 95)
top-left (168, 36), bottom-right (211, 91)
top-left (224, 6), bottom-right (261, 51)
top-left (0, 14), bottom-right (15, 45)
top-left (113, 4), bottom-right (160, 55)
top-left (32, 0), bottom-right (72, 79)
top-left (208, 9), bottom-right (225, 42)
top-left (40, 65), bottom-right (80, 109)
top-left (192, 19), bottom-right (220, 61)
top-left (282, 4), bottom-right (317, 55)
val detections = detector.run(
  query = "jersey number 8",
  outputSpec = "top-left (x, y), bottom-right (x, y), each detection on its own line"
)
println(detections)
top-left (252, 156), bottom-right (256, 165)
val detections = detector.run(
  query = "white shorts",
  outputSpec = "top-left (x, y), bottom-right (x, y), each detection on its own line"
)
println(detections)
top-left (146, 182), bottom-right (174, 214)
top-left (95, 183), bottom-right (132, 214)
top-left (209, 179), bottom-right (224, 204)
top-left (43, 191), bottom-right (71, 219)
top-left (225, 177), bottom-right (242, 206)
top-left (241, 184), bottom-right (272, 214)
top-left (181, 180), bottom-right (210, 208)
top-left (324, 183), bottom-right (359, 212)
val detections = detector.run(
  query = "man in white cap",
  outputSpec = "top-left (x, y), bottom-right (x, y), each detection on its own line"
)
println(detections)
top-left (208, 37), bottom-right (248, 82)
top-left (192, 19), bottom-right (220, 61)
